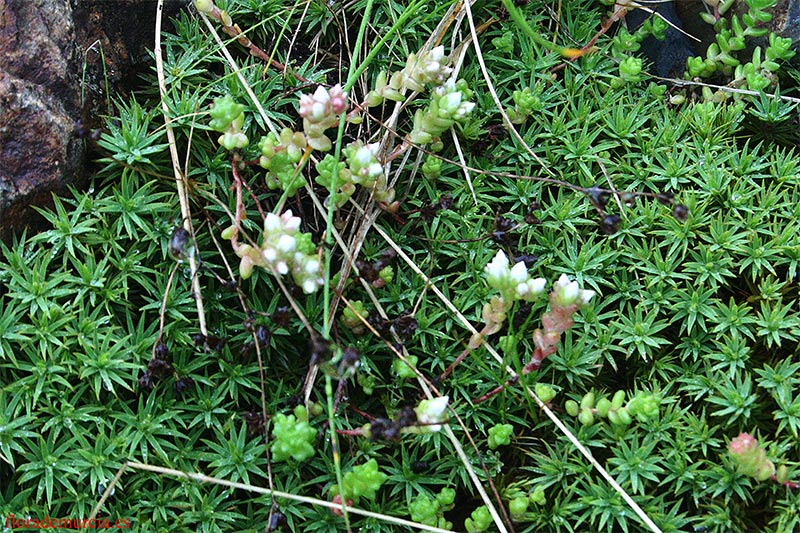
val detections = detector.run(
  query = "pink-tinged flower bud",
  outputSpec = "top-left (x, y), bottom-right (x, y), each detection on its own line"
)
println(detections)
top-left (729, 433), bottom-right (758, 456)
top-left (329, 84), bottom-right (347, 114)
top-left (729, 432), bottom-right (776, 481)
top-left (281, 210), bottom-right (301, 232)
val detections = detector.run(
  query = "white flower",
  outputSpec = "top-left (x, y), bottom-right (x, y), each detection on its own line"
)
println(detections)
top-left (414, 396), bottom-right (449, 432)
top-left (578, 289), bottom-right (596, 306)
top-left (264, 212), bottom-right (281, 232)
top-left (553, 274), bottom-right (586, 307)
top-left (439, 92), bottom-right (463, 115)
top-left (509, 261), bottom-right (529, 284)
top-left (485, 250), bottom-right (510, 287)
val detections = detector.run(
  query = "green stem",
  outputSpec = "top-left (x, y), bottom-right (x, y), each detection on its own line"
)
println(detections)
top-left (343, 0), bottom-right (427, 93)
top-left (321, 1), bottom-right (382, 528)
top-left (500, 0), bottom-right (582, 57)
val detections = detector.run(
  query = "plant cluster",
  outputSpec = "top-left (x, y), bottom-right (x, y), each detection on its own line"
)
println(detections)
top-left (1, 0), bottom-right (800, 532)
top-left (565, 389), bottom-right (661, 427)
top-left (686, 0), bottom-right (795, 93)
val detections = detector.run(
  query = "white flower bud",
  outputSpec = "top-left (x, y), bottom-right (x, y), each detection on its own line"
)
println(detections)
top-left (263, 247), bottom-right (277, 262)
top-left (455, 101), bottom-right (476, 119)
top-left (430, 45), bottom-right (445, 62)
top-left (553, 274), bottom-right (581, 306)
top-left (529, 277), bottom-right (547, 295)
top-left (264, 212), bottom-right (281, 232)
top-left (305, 259), bottom-right (320, 274)
top-left (509, 261), bottom-right (528, 284)
top-left (355, 146), bottom-right (373, 166)
top-left (485, 251), bottom-right (510, 287)
top-left (414, 396), bottom-right (449, 432)
top-left (578, 289), bottom-right (596, 306)
top-left (439, 92), bottom-right (463, 115)
top-left (311, 102), bottom-right (327, 121)
top-left (277, 234), bottom-right (296, 253)
top-left (516, 283), bottom-right (530, 297)
top-left (282, 211), bottom-right (301, 232)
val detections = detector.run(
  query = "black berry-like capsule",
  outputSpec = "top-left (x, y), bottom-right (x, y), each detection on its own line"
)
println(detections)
top-left (673, 204), bottom-right (689, 221)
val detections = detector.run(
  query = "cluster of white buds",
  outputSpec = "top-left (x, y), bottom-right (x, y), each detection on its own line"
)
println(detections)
top-left (316, 141), bottom-right (394, 208)
top-left (434, 80), bottom-right (476, 120)
top-left (298, 84), bottom-right (348, 151)
top-left (551, 274), bottom-right (596, 308)
top-left (364, 46), bottom-right (475, 148)
top-left (472, 251), bottom-right (597, 353)
top-left (408, 78), bottom-right (476, 147)
top-left (347, 142), bottom-right (383, 185)
top-left (225, 211), bottom-right (322, 293)
top-left (365, 46), bottom-right (454, 106)
top-left (345, 142), bottom-right (394, 203)
top-left (484, 250), bottom-right (547, 303)
top-left (400, 45), bottom-right (453, 92)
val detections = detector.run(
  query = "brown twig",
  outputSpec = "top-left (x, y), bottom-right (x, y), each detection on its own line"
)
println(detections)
top-left (199, 1), bottom-right (309, 82)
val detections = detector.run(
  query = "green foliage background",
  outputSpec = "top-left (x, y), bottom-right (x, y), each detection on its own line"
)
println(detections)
top-left (1, 0), bottom-right (800, 531)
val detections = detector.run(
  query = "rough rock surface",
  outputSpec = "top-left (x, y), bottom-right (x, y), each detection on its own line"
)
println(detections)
top-left (0, 0), bottom-right (82, 240)
top-left (0, 0), bottom-right (182, 241)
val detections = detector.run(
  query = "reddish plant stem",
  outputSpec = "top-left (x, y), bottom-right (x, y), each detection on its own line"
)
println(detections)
top-left (202, 4), bottom-right (309, 82)
top-left (474, 375), bottom-right (519, 404)
top-left (771, 475), bottom-right (800, 489)
top-left (336, 428), bottom-right (366, 437)
top-left (234, 160), bottom-right (267, 221)
top-left (439, 345), bottom-right (473, 382)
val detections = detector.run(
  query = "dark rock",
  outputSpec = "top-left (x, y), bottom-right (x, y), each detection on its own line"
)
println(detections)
top-left (627, 2), bottom-right (698, 78)
top-left (730, 0), bottom-right (800, 50)
top-left (0, 0), bottom-right (81, 240)
top-left (630, 1), bottom-right (800, 79)
top-left (675, 0), bottom-right (800, 53)
top-left (0, 0), bottom-right (183, 241)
